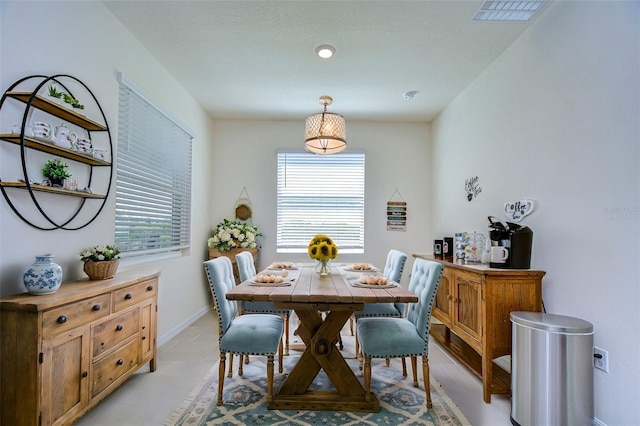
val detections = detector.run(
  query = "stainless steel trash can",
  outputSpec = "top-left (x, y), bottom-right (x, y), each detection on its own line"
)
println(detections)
top-left (510, 312), bottom-right (594, 426)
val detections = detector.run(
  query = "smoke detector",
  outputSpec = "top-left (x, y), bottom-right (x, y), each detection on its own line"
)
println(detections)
top-left (403, 90), bottom-right (418, 100)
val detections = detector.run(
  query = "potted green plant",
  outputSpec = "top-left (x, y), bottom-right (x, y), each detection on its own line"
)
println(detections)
top-left (41, 158), bottom-right (71, 187)
top-left (47, 85), bottom-right (64, 104)
top-left (61, 92), bottom-right (84, 114)
top-left (71, 100), bottom-right (85, 114)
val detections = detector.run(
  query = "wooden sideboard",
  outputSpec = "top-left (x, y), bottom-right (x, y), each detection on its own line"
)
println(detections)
top-left (413, 254), bottom-right (545, 403)
top-left (0, 269), bottom-right (159, 426)
top-left (208, 246), bottom-right (258, 284)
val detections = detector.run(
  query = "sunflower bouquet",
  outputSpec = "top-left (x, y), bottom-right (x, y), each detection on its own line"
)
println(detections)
top-left (307, 234), bottom-right (338, 262)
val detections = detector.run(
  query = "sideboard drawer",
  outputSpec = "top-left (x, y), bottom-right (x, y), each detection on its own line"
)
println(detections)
top-left (113, 279), bottom-right (157, 312)
top-left (91, 337), bottom-right (139, 397)
top-left (91, 308), bottom-right (139, 357)
top-left (42, 294), bottom-right (111, 339)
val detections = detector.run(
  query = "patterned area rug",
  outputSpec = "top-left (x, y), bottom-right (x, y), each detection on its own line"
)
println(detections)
top-left (165, 339), bottom-right (470, 426)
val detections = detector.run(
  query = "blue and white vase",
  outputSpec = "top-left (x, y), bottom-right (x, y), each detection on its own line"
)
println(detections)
top-left (23, 255), bottom-right (63, 295)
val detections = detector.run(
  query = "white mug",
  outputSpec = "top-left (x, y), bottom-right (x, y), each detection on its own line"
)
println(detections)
top-left (490, 246), bottom-right (509, 263)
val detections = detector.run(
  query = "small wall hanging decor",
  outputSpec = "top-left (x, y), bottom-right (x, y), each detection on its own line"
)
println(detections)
top-left (387, 189), bottom-right (406, 231)
top-left (465, 176), bottom-right (482, 201)
top-left (234, 187), bottom-right (253, 220)
top-left (504, 199), bottom-right (536, 222)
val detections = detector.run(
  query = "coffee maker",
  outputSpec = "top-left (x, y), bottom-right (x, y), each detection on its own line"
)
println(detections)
top-left (487, 216), bottom-right (533, 269)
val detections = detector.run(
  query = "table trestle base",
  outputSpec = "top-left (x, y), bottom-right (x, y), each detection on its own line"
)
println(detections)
top-left (267, 391), bottom-right (380, 412)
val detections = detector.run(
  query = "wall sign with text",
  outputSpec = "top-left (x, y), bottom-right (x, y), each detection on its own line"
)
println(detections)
top-left (387, 201), bottom-right (407, 231)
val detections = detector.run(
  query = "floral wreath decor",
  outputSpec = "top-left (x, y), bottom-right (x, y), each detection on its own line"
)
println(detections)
top-left (307, 234), bottom-right (338, 262)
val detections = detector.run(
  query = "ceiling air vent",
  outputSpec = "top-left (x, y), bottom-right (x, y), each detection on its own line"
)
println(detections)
top-left (472, 1), bottom-right (544, 22)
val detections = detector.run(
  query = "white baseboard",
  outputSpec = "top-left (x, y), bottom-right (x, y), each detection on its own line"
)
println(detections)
top-left (593, 418), bottom-right (607, 426)
top-left (158, 306), bottom-right (211, 347)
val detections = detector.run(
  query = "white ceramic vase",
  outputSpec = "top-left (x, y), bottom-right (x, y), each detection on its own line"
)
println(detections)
top-left (23, 255), bottom-right (63, 295)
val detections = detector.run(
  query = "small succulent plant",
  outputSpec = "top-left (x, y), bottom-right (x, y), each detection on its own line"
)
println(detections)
top-left (47, 85), bottom-right (64, 99)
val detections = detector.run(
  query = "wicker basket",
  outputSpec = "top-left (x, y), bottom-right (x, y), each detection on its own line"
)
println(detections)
top-left (83, 260), bottom-right (119, 280)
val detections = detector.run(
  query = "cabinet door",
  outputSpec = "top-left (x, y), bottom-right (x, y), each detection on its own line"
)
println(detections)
top-left (432, 268), bottom-right (452, 326)
top-left (139, 301), bottom-right (154, 362)
top-left (40, 326), bottom-right (90, 426)
top-left (452, 271), bottom-right (483, 345)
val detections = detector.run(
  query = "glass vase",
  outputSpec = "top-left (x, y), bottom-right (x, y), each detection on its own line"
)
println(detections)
top-left (315, 260), bottom-right (331, 277)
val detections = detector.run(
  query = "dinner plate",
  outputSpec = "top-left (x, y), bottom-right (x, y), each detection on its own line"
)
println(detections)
top-left (267, 265), bottom-right (298, 271)
top-left (348, 279), bottom-right (397, 289)
top-left (343, 265), bottom-right (380, 273)
top-left (249, 276), bottom-right (295, 286)
top-left (248, 281), bottom-right (292, 287)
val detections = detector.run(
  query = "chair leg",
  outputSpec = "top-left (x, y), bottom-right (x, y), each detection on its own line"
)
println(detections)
top-left (422, 355), bottom-right (433, 408)
top-left (349, 316), bottom-right (354, 335)
top-left (401, 357), bottom-right (407, 377)
top-left (267, 354), bottom-right (275, 403)
top-left (411, 356), bottom-right (418, 387)
top-left (217, 352), bottom-right (226, 406)
top-left (238, 355), bottom-right (244, 376)
top-left (227, 353), bottom-right (234, 378)
top-left (363, 357), bottom-right (372, 402)
top-left (386, 359), bottom-right (390, 367)
top-left (284, 313), bottom-right (290, 356)
top-left (278, 338), bottom-right (284, 373)
top-left (355, 326), bottom-right (360, 358)
top-left (245, 355), bottom-right (250, 364)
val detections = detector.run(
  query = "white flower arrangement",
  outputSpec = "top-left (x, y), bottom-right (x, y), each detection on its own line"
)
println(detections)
top-left (208, 219), bottom-right (262, 252)
top-left (79, 245), bottom-right (121, 262)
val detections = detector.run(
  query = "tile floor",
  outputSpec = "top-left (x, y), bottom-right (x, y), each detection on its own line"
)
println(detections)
top-left (75, 309), bottom-right (512, 426)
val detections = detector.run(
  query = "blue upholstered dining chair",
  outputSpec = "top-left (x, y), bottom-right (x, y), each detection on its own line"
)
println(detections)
top-left (204, 256), bottom-right (284, 406)
top-left (236, 251), bottom-right (291, 356)
top-left (356, 258), bottom-right (443, 408)
top-left (351, 249), bottom-right (408, 355)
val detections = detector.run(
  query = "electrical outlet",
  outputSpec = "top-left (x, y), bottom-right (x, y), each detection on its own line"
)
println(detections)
top-left (593, 346), bottom-right (609, 372)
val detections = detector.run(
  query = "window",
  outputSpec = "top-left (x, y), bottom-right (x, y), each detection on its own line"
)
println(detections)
top-left (115, 73), bottom-right (193, 258)
top-left (276, 151), bottom-right (365, 254)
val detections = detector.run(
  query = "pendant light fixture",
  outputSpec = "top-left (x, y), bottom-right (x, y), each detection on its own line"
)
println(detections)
top-left (304, 96), bottom-right (346, 155)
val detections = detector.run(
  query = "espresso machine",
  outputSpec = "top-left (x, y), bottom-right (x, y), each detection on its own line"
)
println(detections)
top-left (487, 216), bottom-right (533, 269)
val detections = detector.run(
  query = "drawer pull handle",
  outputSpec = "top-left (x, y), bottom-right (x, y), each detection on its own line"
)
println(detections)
top-left (57, 315), bottom-right (67, 324)
top-left (124, 293), bottom-right (133, 300)
top-left (92, 304), bottom-right (101, 311)
top-left (146, 285), bottom-right (153, 291)
top-left (116, 324), bottom-right (123, 331)
top-left (82, 371), bottom-right (88, 378)
top-left (116, 359), bottom-right (124, 366)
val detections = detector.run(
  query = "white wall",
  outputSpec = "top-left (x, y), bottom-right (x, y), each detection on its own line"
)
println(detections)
top-left (431, 2), bottom-right (639, 423)
top-left (0, 1), bottom-right (214, 340)
top-left (209, 119), bottom-right (432, 287)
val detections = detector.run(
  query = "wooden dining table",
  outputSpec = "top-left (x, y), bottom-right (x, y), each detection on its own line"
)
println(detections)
top-left (226, 263), bottom-right (418, 412)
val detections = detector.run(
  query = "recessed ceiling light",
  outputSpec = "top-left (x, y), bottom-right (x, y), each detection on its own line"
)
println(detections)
top-left (315, 45), bottom-right (335, 59)
top-left (472, 1), bottom-right (544, 22)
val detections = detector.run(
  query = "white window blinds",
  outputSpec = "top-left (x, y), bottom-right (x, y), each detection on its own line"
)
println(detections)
top-left (115, 76), bottom-right (193, 257)
top-left (276, 151), bottom-right (365, 254)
